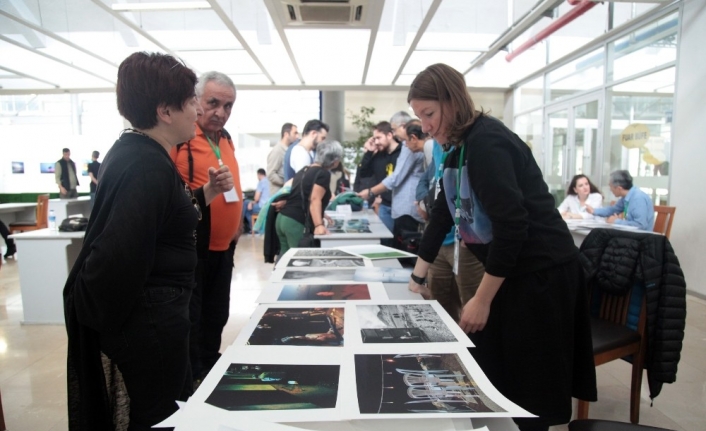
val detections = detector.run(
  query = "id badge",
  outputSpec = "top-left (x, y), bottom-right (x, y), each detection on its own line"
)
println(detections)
top-left (223, 188), bottom-right (239, 202)
top-left (453, 226), bottom-right (460, 275)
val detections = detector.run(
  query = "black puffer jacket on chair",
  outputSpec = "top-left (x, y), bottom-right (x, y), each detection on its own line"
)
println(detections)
top-left (579, 228), bottom-right (686, 401)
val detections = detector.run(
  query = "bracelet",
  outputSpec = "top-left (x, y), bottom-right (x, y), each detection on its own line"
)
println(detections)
top-left (410, 273), bottom-right (427, 285)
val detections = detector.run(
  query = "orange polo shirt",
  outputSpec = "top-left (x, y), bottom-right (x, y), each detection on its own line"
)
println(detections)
top-left (170, 124), bottom-right (243, 251)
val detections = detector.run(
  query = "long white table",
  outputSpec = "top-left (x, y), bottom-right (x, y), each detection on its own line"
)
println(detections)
top-left (49, 196), bottom-right (91, 222)
top-left (0, 202), bottom-right (37, 226)
top-left (317, 211), bottom-right (393, 247)
top-left (9, 228), bottom-right (84, 324)
top-left (564, 219), bottom-right (653, 247)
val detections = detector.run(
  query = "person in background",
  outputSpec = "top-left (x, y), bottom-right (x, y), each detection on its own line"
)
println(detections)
top-left (87, 150), bottom-right (101, 211)
top-left (64, 52), bottom-right (233, 430)
top-left (414, 138), bottom-right (484, 321)
top-left (586, 169), bottom-right (654, 231)
top-left (243, 168), bottom-right (270, 233)
top-left (407, 63), bottom-right (596, 430)
top-left (171, 71), bottom-right (244, 383)
top-left (390, 110), bottom-right (412, 144)
top-left (267, 123), bottom-right (299, 195)
top-left (287, 119), bottom-right (329, 178)
top-left (355, 121), bottom-right (401, 233)
top-left (55, 148), bottom-right (79, 198)
top-left (329, 162), bottom-right (351, 195)
top-left (558, 174), bottom-right (603, 220)
top-left (276, 141), bottom-right (343, 256)
top-left (1, 220), bottom-right (16, 260)
top-left (358, 121), bottom-right (425, 251)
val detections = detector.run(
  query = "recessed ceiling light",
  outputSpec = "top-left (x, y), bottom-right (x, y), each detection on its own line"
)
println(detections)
top-left (111, 2), bottom-right (212, 12)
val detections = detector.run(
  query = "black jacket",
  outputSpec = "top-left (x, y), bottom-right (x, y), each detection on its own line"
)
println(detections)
top-left (579, 228), bottom-right (686, 400)
top-left (356, 145), bottom-right (401, 207)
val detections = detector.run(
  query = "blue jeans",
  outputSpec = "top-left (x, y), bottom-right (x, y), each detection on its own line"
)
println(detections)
top-left (378, 204), bottom-right (394, 233)
top-left (243, 200), bottom-right (261, 232)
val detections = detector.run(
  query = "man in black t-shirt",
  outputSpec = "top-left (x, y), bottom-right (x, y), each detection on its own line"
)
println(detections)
top-left (87, 150), bottom-right (101, 211)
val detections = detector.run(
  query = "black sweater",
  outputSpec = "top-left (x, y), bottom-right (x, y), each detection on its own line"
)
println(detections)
top-left (356, 144), bottom-right (401, 207)
top-left (418, 115), bottom-right (577, 277)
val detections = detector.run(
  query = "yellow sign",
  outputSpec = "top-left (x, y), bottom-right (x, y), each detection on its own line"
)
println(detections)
top-left (621, 123), bottom-right (650, 149)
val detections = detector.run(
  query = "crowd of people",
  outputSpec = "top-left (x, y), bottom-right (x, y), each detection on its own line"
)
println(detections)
top-left (48, 52), bottom-right (660, 431)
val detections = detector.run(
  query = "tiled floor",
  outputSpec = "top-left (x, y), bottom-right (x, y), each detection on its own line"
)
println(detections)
top-left (1, 236), bottom-right (704, 430)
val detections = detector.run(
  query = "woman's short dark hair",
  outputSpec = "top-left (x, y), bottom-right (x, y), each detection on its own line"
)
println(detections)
top-left (407, 63), bottom-right (480, 145)
top-left (405, 120), bottom-right (428, 141)
top-left (566, 174), bottom-right (601, 196)
top-left (116, 52), bottom-right (197, 130)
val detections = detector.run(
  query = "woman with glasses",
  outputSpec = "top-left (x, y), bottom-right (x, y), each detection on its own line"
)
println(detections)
top-left (63, 52), bottom-right (233, 430)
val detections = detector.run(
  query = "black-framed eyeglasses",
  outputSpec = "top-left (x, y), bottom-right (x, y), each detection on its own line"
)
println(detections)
top-left (184, 183), bottom-right (202, 221)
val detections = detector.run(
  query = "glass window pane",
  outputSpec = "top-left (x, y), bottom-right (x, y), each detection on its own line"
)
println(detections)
top-left (514, 109), bottom-right (544, 171)
top-left (609, 13), bottom-right (678, 83)
top-left (515, 76), bottom-right (544, 113)
top-left (548, 48), bottom-right (604, 102)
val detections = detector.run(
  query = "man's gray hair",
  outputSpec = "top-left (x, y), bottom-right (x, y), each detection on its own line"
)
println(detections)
top-left (195, 71), bottom-right (236, 98)
top-left (390, 110), bottom-right (413, 128)
top-left (609, 170), bottom-right (633, 190)
top-left (314, 140), bottom-right (344, 169)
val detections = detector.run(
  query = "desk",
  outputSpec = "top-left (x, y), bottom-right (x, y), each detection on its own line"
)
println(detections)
top-left (317, 212), bottom-right (393, 248)
top-left (9, 228), bottom-right (84, 324)
top-left (565, 220), bottom-right (646, 247)
top-left (49, 196), bottom-right (92, 222)
top-left (0, 202), bottom-right (37, 225)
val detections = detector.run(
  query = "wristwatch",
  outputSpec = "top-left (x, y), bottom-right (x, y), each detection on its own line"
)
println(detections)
top-left (410, 273), bottom-right (427, 285)
top-left (368, 189), bottom-right (376, 199)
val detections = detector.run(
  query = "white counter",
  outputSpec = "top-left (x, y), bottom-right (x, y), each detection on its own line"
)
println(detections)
top-left (49, 196), bottom-right (91, 222)
top-left (0, 202), bottom-right (37, 225)
top-left (9, 228), bottom-right (85, 324)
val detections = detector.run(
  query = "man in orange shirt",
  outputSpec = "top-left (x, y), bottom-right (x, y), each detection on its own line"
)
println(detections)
top-left (171, 71), bottom-right (243, 382)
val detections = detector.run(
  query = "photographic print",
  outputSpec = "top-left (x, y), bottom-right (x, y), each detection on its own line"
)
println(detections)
top-left (39, 162), bottom-right (55, 174)
top-left (279, 284), bottom-right (371, 301)
top-left (326, 218), bottom-right (372, 234)
top-left (353, 267), bottom-right (413, 283)
top-left (11, 161), bottom-right (24, 174)
top-left (337, 244), bottom-right (417, 260)
top-left (247, 307), bottom-right (344, 346)
top-left (354, 353), bottom-right (504, 415)
top-left (286, 258), bottom-right (366, 268)
top-left (205, 363), bottom-right (340, 411)
top-left (293, 249), bottom-right (357, 258)
top-left (271, 268), bottom-right (357, 283)
top-left (357, 304), bottom-right (457, 343)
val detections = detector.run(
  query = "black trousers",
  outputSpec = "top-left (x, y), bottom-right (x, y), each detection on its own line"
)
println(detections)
top-left (392, 215), bottom-right (422, 267)
top-left (190, 241), bottom-right (236, 378)
top-left (0, 220), bottom-right (15, 252)
top-left (99, 285), bottom-right (192, 431)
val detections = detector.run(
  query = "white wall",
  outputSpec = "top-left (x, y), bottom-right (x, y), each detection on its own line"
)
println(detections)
top-left (670, 0), bottom-right (706, 298)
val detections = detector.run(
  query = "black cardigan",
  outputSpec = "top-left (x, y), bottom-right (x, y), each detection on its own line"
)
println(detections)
top-left (579, 228), bottom-right (687, 400)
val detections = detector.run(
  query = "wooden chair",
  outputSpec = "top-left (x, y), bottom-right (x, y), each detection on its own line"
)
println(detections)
top-left (8, 194), bottom-right (49, 233)
top-left (653, 206), bottom-right (675, 238)
top-left (577, 285), bottom-right (648, 424)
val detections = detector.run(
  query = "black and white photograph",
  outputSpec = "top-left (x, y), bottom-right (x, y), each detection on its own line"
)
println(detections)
top-left (247, 307), bottom-right (344, 346)
top-left (357, 304), bottom-right (457, 343)
top-left (205, 363), bottom-right (340, 411)
top-left (293, 249), bottom-right (356, 258)
top-left (354, 353), bottom-right (505, 415)
top-left (287, 258), bottom-right (366, 268)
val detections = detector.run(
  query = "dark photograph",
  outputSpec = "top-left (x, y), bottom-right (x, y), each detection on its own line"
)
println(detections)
top-left (354, 354), bottom-right (504, 414)
top-left (278, 284), bottom-right (372, 301)
top-left (357, 304), bottom-right (457, 343)
top-left (206, 363), bottom-right (340, 411)
top-left (248, 307), bottom-right (344, 346)
top-left (287, 258), bottom-right (366, 268)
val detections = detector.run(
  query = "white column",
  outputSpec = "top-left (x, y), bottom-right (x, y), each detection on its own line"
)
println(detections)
top-left (321, 91), bottom-right (345, 143)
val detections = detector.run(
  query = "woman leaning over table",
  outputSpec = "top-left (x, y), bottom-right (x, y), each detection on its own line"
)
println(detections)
top-left (558, 174), bottom-right (603, 220)
top-left (275, 140), bottom-right (344, 256)
top-left (406, 64), bottom-right (596, 431)
top-left (63, 52), bottom-right (233, 430)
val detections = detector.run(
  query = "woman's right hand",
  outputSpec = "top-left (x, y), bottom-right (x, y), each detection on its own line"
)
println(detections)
top-left (408, 278), bottom-right (431, 299)
top-left (314, 224), bottom-right (328, 235)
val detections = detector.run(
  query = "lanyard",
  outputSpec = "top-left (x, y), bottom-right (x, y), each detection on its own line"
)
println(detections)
top-left (623, 199), bottom-right (629, 218)
top-left (206, 135), bottom-right (223, 165)
top-left (454, 144), bottom-right (466, 226)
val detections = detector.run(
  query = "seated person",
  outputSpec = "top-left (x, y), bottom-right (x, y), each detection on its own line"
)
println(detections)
top-left (558, 174), bottom-right (603, 220)
top-left (587, 170), bottom-right (654, 231)
top-left (243, 168), bottom-right (269, 233)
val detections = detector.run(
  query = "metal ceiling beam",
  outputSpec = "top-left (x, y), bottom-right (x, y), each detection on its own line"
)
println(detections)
top-left (463, 0), bottom-right (565, 75)
top-left (0, 65), bottom-right (59, 88)
top-left (89, 0), bottom-right (198, 73)
top-left (0, 35), bottom-right (115, 85)
top-left (262, 0), bottom-right (305, 85)
top-left (361, 0), bottom-right (385, 85)
top-left (0, 10), bottom-right (118, 68)
top-left (7, 0), bottom-right (46, 48)
top-left (206, 0), bottom-right (275, 85)
top-left (391, 0), bottom-right (443, 85)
